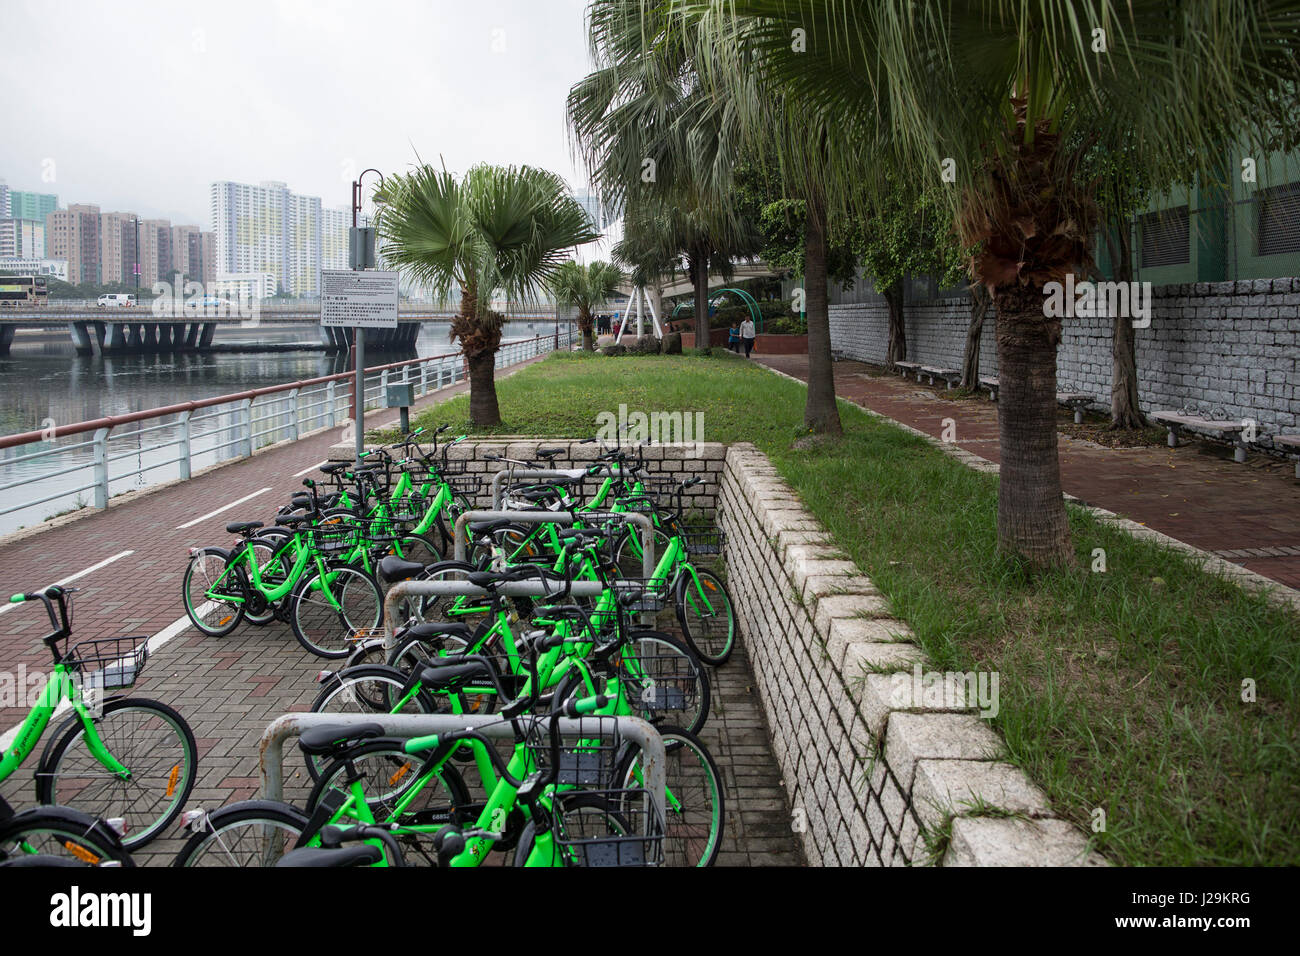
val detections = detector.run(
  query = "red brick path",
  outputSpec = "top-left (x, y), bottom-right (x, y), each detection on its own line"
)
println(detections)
top-left (754, 354), bottom-right (1300, 590)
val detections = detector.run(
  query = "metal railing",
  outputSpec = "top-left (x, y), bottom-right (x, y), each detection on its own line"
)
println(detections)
top-left (0, 330), bottom-right (575, 524)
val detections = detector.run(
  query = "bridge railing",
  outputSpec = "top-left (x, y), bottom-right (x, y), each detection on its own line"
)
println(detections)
top-left (0, 330), bottom-right (574, 527)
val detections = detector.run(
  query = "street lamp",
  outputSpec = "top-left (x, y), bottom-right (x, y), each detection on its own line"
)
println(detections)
top-left (348, 168), bottom-right (384, 462)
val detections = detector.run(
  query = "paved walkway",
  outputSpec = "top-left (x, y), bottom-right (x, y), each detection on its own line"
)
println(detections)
top-left (756, 354), bottom-right (1300, 590)
top-left (0, 355), bottom-right (802, 866)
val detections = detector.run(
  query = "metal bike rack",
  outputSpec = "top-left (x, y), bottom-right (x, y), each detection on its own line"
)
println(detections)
top-left (256, 710), bottom-right (666, 863)
top-left (382, 577), bottom-right (608, 648)
top-left (451, 509), bottom-right (655, 576)
top-left (490, 468), bottom-right (590, 510)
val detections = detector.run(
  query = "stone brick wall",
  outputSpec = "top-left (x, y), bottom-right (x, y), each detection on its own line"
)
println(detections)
top-left (718, 442), bottom-right (1104, 866)
top-left (829, 278), bottom-right (1300, 435)
top-left (439, 438), bottom-right (725, 515)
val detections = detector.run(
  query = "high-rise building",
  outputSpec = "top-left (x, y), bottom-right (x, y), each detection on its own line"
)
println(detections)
top-left (199, 231), bottom-right (215, 286)
top-left (45, 204), bottom-right (100, 285)
top-left (99, 212), bottom-right (138, 286)
top-left (0, 218), bottom-right (45, 259)
top-left (10, 190), bottom-right (58, 224)
top-left (322, 206), bottom-right (349, 274)
top-left (137, 219), bottom-right (172, 289)
top-left (211, 180), bottom-right (329, 297)
top-left (0, 180), bottom-right (9, 220)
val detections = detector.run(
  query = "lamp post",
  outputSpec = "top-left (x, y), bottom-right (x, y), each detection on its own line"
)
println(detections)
top-left (349, 168), bottom-right (383, 463)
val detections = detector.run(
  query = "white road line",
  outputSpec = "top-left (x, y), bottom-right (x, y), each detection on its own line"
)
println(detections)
top-left (293, 460), bottom-right (329, 478)
top-left (0, 550), bottom-right (135, 618)
top-left (175, 487), bottom-right (271, 530)
top-left (0, 603), bottom-right (209, 750)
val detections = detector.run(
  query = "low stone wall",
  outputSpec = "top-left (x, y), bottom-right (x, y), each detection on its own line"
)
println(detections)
top-left (829, 277), bottom-right (1300, 436)
top-left (717, 442), bottom-right (1104, 866)
top-left (438, 438), bottom-right (725, 515)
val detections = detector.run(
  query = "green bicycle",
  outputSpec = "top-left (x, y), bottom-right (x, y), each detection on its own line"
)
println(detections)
top-left (0, 586), bottom-right (197, 855)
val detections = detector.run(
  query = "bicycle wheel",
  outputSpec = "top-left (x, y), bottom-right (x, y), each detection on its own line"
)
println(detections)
top-left (616, 724), bottom-right (723, 867)
top-left (244, 534), bottom-right (294, 626)
top-left (172, 801), bottom-right (308, 867)
top-left (677, 569), bottom-right (737, 666)
top-left (36, 698), bottom-right (198, 851)
top-left (387, 532), bottom-right (441, 567)
top-left (622, 631), bottom-right (711, 737)
top-left (290, 563), bottom-right (384, 658)
top-left (306, 741), bottom-right (469, 866)
top-left (393, 560), bottom-right (490, 630)
top-left (0, 806), bottom-right (133, 867)
top-left (305, 664), bottom-right (442, 780)
top-left (182, 547), bottom-right (244, 637)
top-left (388, 628), bottom-right (502, 717)
top-left (613, 527), bottom-right (672, 581)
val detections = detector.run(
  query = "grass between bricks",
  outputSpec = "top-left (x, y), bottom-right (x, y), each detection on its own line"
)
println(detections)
top-left (382, 350), bottom-right (1300, 866)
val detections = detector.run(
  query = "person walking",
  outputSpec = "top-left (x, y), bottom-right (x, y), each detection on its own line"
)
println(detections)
top-left (727, 320), bottom-right (741, 353)
top-left (739, 316), bottom-right (756, 358)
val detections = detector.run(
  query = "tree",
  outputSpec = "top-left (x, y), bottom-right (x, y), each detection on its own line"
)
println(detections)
top-left (568, 0), bottom-right (761, 355)
top-left (549, 260), bottom-right (626, 350)
top-left (687, 0), bottom-right (1300, 567)
top-left (375, 163), bottom-right (598, 427)
top-left (849, 177), bottom-right (967, 372)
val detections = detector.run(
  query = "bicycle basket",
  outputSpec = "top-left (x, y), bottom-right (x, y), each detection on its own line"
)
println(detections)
top-left (307, 516), bottom-right (364, 555)
top-left (679, 524), bottom-right (725, 556)
top-left (436, 457), bottom-right (470, 477)
top-left (64, 636), bottom-right (149, 689)
top-left (616, 638), bottom-right (698, 713)
top-left (445, 475), bottom-right (483, 499)
top-left (550, 787), bottom-right (663, 867)
top-left (611, 575), bottom-right (673, 613)
top-left (389, 492), bottom-right (429, 525)
top-left (524, 714), bottom-right (623, 790)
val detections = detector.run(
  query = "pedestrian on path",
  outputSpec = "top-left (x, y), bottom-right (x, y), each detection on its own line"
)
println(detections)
top-left (740, 317), bottom-right (756, 357)
top-left (728, 320), bottom-right (741, 353)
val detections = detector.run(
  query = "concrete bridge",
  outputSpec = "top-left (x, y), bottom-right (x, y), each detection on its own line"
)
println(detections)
top-left (0, 306), bottom-right (558, 356)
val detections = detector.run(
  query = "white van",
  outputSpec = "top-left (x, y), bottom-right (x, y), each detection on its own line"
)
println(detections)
top-left (97, 293), bottom-right (137, 308)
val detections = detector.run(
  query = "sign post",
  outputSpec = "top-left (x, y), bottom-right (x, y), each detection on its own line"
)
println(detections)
top-left (321, 268), bottom-right (398, 462)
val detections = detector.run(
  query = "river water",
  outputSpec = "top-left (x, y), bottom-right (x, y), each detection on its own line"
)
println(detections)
top-left (0, 320), bottom-right (558, 535)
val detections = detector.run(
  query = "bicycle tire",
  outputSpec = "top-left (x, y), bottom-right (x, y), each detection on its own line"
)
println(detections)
top-left (290, 563), bottom-right (384, 658)
top-left (171, 800), bottom-right (309, 867)
top-left (676, 569), bottom-right (737, 666)
top-left (36, 697), bottom-right (198, 851)
top-left (616, 724), bottom-right (724, 867)
top-left (623, 630), bottom-right (711, 737)
top-left (182, 547), bottom-right (245, 637)
top-left (0, 806), bottom-right (134, 867)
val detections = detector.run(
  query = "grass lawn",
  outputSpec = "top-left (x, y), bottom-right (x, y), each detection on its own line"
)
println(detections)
top-left (386, 349), bottom-right (1300, 866)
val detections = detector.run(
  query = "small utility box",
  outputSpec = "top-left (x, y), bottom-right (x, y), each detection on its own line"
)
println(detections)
top-left (386, 383), bottom-right (414, 433)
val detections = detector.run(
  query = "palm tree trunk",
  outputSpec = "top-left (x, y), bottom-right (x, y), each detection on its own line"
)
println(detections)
top-left (467, 349), bottom-right (501, 427)
top-left (993, 284), bottom-right (1075, 567)
top-left (884, 279), bottom-right (906, 367)
top-left (1107, 222), bottom-right (1144, 428)
top-left (692, 250), bottom-right (711, 353)
top-left (580, 308), bottom-right (595, 351)
top-left (960, 284), bottom-right (991, 389)
top-left (803, 190), bottom-right (841, 434)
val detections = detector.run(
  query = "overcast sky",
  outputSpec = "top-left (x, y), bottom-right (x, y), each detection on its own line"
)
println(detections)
top-left (1, 0), bottom-right (596, 226)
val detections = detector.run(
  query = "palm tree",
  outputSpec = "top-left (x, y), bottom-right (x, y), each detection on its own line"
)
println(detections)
top-left (568, 0), bottom-right (761, 354)
top-left (374, 163), bottom-right (599, 427)
top-left (549, 260), bottom-right (626, 350)
top-left (685, 0), bottom-right (1300, 566)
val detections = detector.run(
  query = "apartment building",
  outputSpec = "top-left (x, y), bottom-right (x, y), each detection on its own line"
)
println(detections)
top-left (45, 203), bottom-right (100, 285)
top-left (137, 218), bottom-right (172, 289)
top-left (211, 180), bottom-right (341, 297)
top-left (99, 212), bottom-right (138, 285)
top-left (0, 218), bottom-right (44, 259)
top-left (9, 190), bottom-right (58, 223)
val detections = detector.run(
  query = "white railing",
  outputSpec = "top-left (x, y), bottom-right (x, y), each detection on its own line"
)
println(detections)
top-left (0, 330), bottom-right (575, 528)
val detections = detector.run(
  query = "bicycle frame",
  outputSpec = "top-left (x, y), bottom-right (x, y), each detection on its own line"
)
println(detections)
top-left (0, 665), bottom-right (128, 785)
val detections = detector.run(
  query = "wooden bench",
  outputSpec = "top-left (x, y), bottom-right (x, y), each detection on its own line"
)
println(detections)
top-left (894, 361), bottom-right (923, 380)
top-left (980, 376), bottom-right (999, 401)
top-left (1275, 435), bottom-right (1300, 478)
top-left (919, 365), bottom-right (963, 388)
top-left (1057, 392), bottom-right (1095, 424)
top-left (1151, 411), bottom-right (1254, 463)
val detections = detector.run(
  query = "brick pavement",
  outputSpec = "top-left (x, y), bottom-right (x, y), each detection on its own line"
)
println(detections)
top-left (755, 354), bottom-right (1300, 590)
top-left (0, 354), bottom-right (803, 866)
